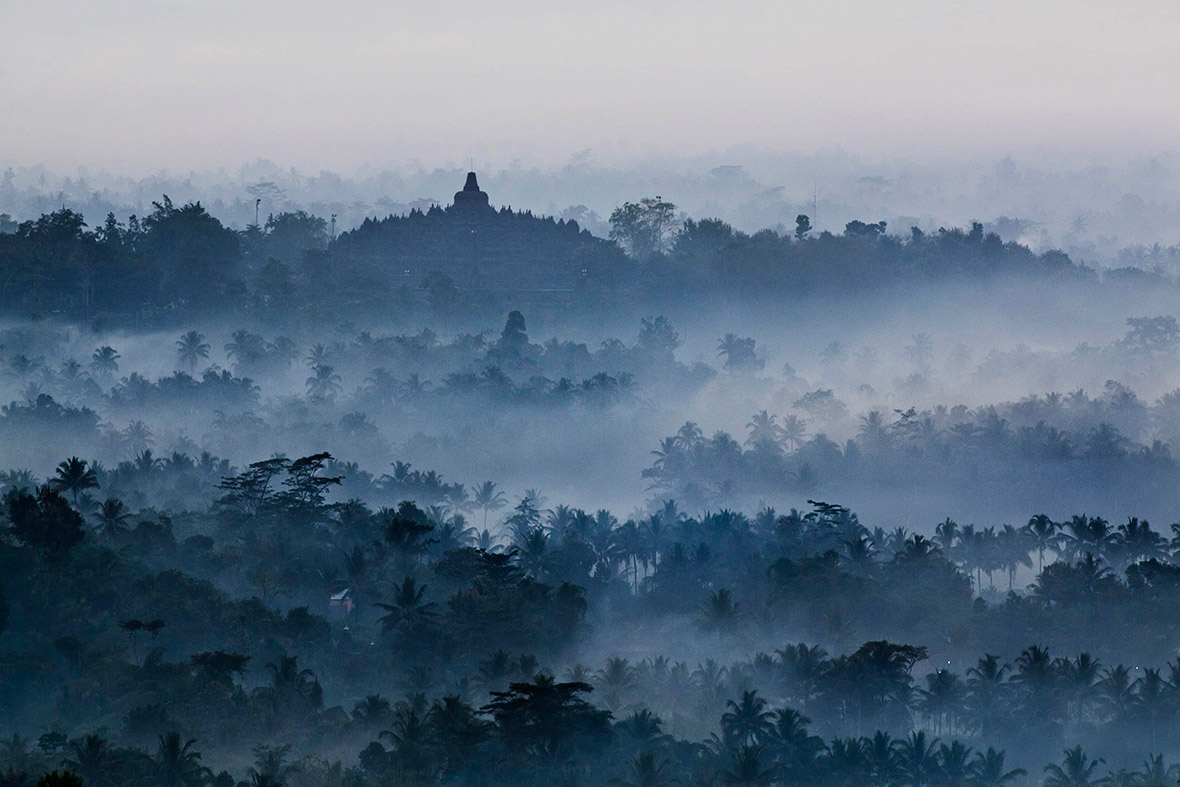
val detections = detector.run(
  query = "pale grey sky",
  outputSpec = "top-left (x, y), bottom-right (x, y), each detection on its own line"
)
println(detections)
top-left (3, 0), bottom-right (1180, 173)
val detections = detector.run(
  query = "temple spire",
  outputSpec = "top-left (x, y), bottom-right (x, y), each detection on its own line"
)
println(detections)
top-left (452, 171), bottom-right (491, 210)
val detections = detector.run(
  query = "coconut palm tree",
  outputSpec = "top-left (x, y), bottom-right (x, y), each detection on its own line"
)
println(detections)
top-left (896, 730), bottom-right (941, 787)
top-left (50, 457), bottom-right (98, 504)
top-left (997, 524), bottom-right (1032, 590)
top-left (154, 732), bottom-right (210, 787)
top-left (1135, 754), bottom-right (1180, 787)
top-left (306, 364), bottom-right (342, 402)
top-left (0, 735), bottom-right (36, 773)
top-left (1043, 746), bottom-right (1104, 787)
top-left (719, 745), bottom-right (772, 787)
top-left (700, 588), bottom-right (741, 633)
top-left (63, 734), bottom-right (116, 787)
top-left (965, 654), bottom-right (1010, 739)
top-left (93, 498), bottom-right (132, 540)
top-left (1024, 514), bottom-right (1058, 573)
top-left (89, 346), bottom-right (120, 379)
top-left (920, 669), bottom-right (965, 735)
top-left (176, 331), bottom-right (210, 372)
top-left (375, 577), bottom-right (438, 635)
top-left (224, 330), bottom-right (267, 372)
top-left (972, 747), bottom-right (1026, 787)
top-left (745, 411), bottom-right (782, 448)
top-left (473, 481), bottom-right (507, 529)
top-left (720, 690), bottom-right (773, 746)
top-left (616, 752), bottom-right (677, 787)
top-left (0, 470), bottom-right (36, 495)
top-left (305, 343), bottom-right (330, 369)
top-left (351, 694), bottom-right (392, 727)
top-left (780, 415), bottom-right (808, 453)
top-left (122, 421), bottom-right (154, 454)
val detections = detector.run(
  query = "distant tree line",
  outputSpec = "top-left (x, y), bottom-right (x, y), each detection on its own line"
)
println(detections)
top-left (0, 195), bottom-right (1089, 321)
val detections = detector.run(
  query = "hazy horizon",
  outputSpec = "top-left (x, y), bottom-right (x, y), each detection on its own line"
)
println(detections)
top-left (5, 0), bottom-right (1180, 173)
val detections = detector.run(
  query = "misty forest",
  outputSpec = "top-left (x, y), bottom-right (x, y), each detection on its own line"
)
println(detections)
top-left (5, 159), bottom-right (1180, 787)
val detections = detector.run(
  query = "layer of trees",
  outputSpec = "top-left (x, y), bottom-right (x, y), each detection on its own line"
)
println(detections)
top-left (6, 445), bottom-right (1180, 785)
top-left (0, 196), bottom-right (1088, 321)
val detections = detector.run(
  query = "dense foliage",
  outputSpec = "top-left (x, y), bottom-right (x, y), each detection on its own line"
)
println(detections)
top-left (4, 445), bottom-right (1180, 785)
top-left (0, 191), bottom-right (1085, 321)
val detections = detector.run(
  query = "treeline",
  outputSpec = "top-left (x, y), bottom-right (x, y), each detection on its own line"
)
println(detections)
top-left (643, 396), bottom-right (1178, 511)
top-left (0, 195), bottom-right (1091, 321)
top-left (9, 450), bottom-right (1180, 783)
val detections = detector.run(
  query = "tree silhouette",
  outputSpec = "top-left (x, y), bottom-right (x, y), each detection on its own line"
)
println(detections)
top-left (1043, 746), bottom-right (1104, 787)
top-left (50, 457), bottom-right (98, 505)
top-left (175, 331), bottom-right (210, 372)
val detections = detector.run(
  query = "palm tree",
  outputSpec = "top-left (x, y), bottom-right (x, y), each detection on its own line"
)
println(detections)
top-left (154, 733), bottom-right (210, 787)
top-left (617, 752), bottom-right (677, 787)
top-left (997, 524), bottom-right (1032, 590)
top-left (89, 346), bottom-right (120, 379)
top-left (1135, 754), bottom-right (1180, 787)
top-left (50, 457), bottom-right (98, 504)
top-left (1043, 746), bottom-right (1104, 787)
top-left (0, 470), bottom-right (36, 495)
top-left (920, 669), bottom-right (965, 735)
top-left (896, 730), bottom-right (941, 787)
top-left (972, 747), bottom-right (1026, 787)
top-left (305, 343), bottom-right (330, 369)
top-left (351, 694), bottom-right (392, 726)
top-left (176, 331), bottom-right (210, 372)
top-left (700, 588), bottom-right (741, 633)
top-left (934, 518), bottom-right (958, 554)
top-left (780, 415), bottom-right (808, 452)
top-left (262, 654), bottom-right (321, 712)
top-left (444, 483), bottom-right (474, 517)
top-left (965, 654), bottom-right (1010, 739)
top-left (63, 734), bottom-right (115, 787)
top-left (123, 422), bottom-right (154, 454)
top-left (745, 411), bottom-right (782, 448)
top-left (719, 745), bottom-right (772, 787)
top-left (93, 498), bottom-right (132, 540)
top-left (937, 740), bottom-right (973, 787)
top-left (0, 735), bottom-right (35, 772)
top-left (306, 364), bottom-right (342, 402)
top-left (473, 481), bottom-right (507, 529)
top-left (857, 410), bottom-right (891, 452)
top-left (595, 657), bottom-right (635, 711)
top-left (1115, 517), bottom-right (1166, 568)
top-left (375, 577), bottom-right (438, 635)
top-left (720, 690), bottom-right (773, 746)
top-left (904, 331), bottom-right (933, 365)
top-left (380, 706), bottom-right (432, 775)
top-left (224, 329), bottom-right (266, 367)
top-left (1025, 514), bottom-right (1058, 573)
top-left (1097, 664), bottom-right (1135, 723)
top-left (247, 745), bottom-right (295, 787)
top-left (1133, 668), bottom-right (1172, 751)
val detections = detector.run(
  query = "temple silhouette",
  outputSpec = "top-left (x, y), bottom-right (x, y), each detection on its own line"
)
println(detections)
top-left (452, 171), bottom-right (491, 212)
top-left (335, 172), bottom-right (612, 290)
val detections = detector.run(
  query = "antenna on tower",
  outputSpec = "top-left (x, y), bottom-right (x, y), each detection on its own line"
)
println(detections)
top-left (812, 181), bottom-right (818, 230)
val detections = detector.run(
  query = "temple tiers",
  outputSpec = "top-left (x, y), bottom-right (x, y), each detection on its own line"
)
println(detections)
top-left (335, 171), bottom-right (620, 291)
top-left (451, 172), bottom-right (491, 211)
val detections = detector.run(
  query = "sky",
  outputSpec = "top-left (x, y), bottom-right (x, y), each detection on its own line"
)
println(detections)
top-left (3, 0), bottom-right (1180, 174)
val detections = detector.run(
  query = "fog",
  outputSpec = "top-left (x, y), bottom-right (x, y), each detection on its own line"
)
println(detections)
top-left (6, 149), bottom-right (1180, 266)
top-left (7, 3), bottom-right (1180, 783)
top-left (4, 181), bottom-right (1180, 784)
